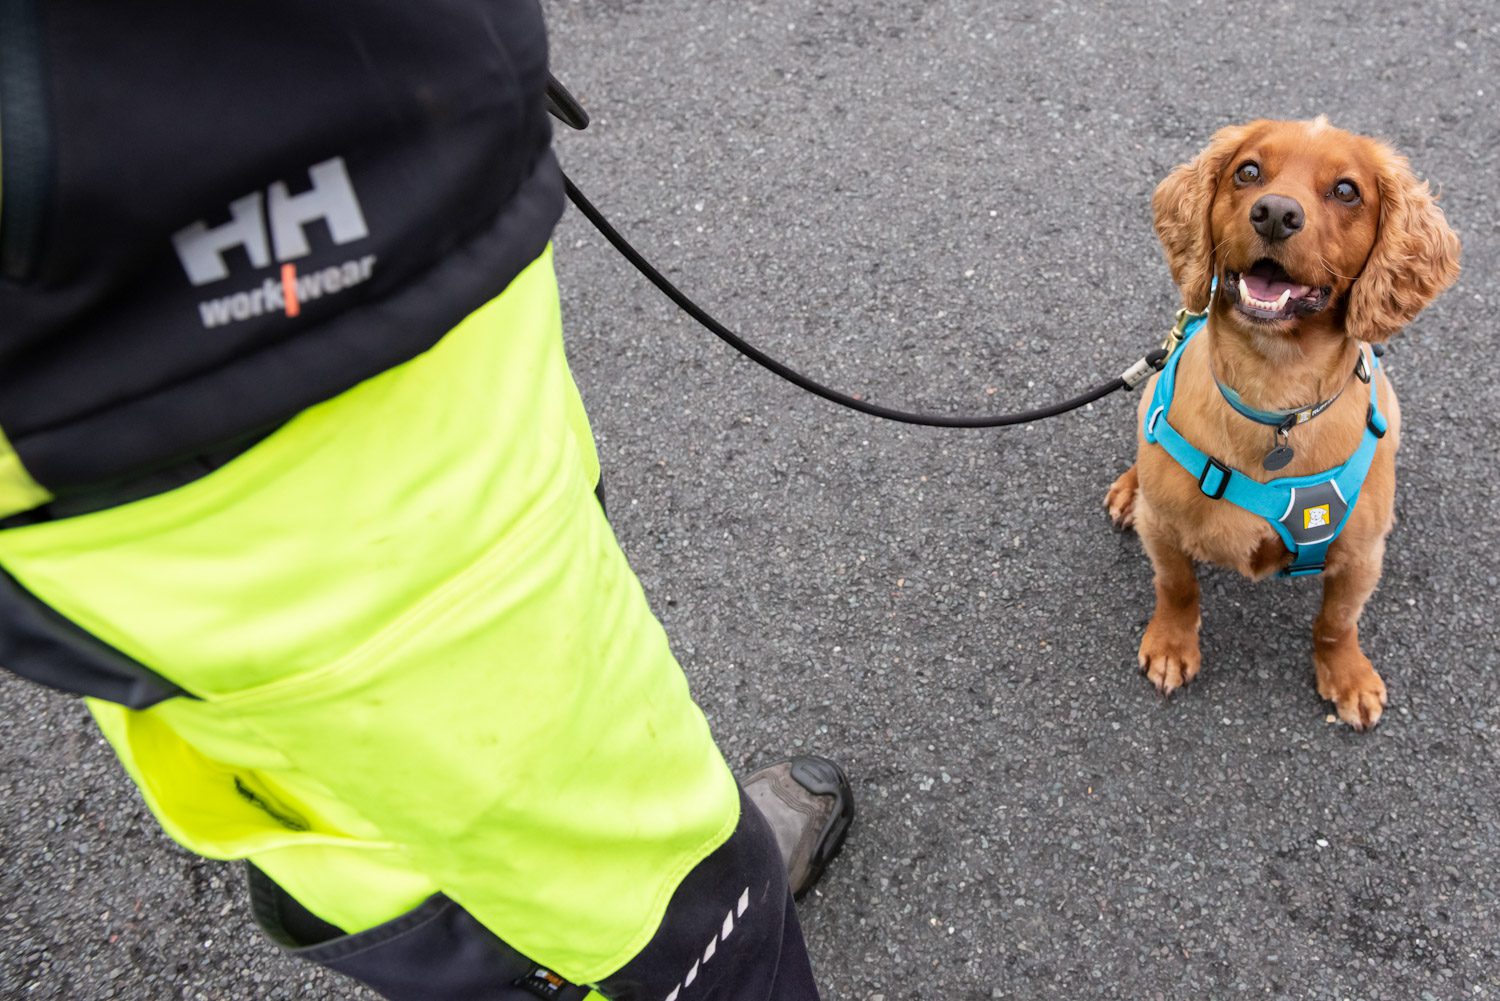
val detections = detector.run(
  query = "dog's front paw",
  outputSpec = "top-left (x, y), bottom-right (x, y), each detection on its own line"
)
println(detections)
top-left (1138, 616), bottom-right (1201, 696)
top-left (1315, 651), bottom-right (1387, 731)
top-left (1106, 466), bottom-right (1140, 531)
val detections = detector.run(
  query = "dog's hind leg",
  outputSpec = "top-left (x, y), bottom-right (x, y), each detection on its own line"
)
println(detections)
top-left (1313, 538), bottom-right (1389, 731)
top-left (1106, 465), bottom-right (1140, 530)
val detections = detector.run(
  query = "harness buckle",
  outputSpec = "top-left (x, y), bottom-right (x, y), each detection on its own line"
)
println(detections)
top-left (1198, 457), bottom-right (1232, 500)
top-left (1367, 403), bottom-right (1388, 438)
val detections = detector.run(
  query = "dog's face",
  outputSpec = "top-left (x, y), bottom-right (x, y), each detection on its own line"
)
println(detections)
top-left (1153, 118), bottom-right (1459, 342)
top-left (1209, 121), bottom-right (1380, 330)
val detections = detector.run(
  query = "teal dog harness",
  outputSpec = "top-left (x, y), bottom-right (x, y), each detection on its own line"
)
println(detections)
top-left (1143, 313), bottom-right (1388, 578)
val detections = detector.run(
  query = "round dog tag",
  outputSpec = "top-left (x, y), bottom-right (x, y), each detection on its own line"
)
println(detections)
top-left (1263, 444), bottom-right (1295, 471)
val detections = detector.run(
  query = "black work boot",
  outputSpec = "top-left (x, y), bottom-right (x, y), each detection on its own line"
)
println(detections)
top-left (742, 755), bottom-right (854, 899)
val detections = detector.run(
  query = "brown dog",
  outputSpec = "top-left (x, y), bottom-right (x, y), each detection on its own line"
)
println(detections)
top-left (1107, 118), bottom-right (1460, 730)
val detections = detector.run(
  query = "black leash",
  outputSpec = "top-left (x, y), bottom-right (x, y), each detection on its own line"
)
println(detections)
top-left (549, 76), bottom-right (1168, 429)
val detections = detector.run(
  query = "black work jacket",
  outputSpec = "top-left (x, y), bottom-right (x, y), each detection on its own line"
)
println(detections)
top-left (0, 0), bottom-right (563, 509)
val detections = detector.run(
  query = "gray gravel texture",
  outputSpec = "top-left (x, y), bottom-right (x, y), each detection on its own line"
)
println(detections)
top-left (4, 1), bottom-right (1499, 999)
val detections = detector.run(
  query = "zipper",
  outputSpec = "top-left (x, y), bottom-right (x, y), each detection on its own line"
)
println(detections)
top-left (0, 0), bottom-right (52, 283)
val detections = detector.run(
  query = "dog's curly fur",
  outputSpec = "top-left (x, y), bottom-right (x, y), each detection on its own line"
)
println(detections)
top-left (1108, 118), bottom-right (1460, 730)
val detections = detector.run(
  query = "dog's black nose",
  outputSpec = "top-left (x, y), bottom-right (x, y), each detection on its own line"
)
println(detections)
top-left (1250, 194), bottom-right (1304, 241)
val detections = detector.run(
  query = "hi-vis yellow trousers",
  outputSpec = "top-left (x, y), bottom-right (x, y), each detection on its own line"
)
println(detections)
top-left (0, 247), bottom-right (746, 987)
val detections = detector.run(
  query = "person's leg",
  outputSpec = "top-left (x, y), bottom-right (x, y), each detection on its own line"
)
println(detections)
top-left (0, 249), bottom-right (852, 999)
top-left (239, 759), bottom-right (851, 1001)
top-left (595, 790), bottom-right (818, 1001)
top-left (237, 775), bottom-right (848, 1001)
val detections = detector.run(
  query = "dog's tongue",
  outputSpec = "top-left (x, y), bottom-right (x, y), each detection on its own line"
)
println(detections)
top-left (1244, 269), bottom-right (1312, 301)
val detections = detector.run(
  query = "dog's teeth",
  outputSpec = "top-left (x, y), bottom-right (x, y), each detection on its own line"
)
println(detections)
top-left (1236, 277), bottom-right (1295, 314)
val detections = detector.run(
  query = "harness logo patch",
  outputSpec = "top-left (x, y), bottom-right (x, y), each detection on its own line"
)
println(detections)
top-left (1304, 504), bottom-right (1331, 530)
top-left (171, 156), bottom-right (377, 328)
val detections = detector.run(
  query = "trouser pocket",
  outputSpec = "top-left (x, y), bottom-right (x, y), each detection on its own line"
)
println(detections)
top-left (246, 865), bottom-right (591, 1001)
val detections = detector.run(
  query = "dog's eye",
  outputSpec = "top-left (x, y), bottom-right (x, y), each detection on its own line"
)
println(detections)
top-left (1332, 179), bottom-right (1361, 204)
top-left (1234, 161), bottom-right (1261, 185)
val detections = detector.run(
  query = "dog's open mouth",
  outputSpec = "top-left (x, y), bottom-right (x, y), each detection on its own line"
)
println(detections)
top-left (1224, 260), bottom-right (1331, 323)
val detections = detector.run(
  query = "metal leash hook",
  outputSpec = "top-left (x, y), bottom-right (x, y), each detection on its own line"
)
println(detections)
top-left (546, 73), bottom-right (1173, 428)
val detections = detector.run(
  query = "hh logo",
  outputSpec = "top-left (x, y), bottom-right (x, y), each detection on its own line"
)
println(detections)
top-left (171, 157), bottom-right (377, 329)
top-left (1304, 504), bottom-right (1331, 530)
top-left (173, 157), bottom-right (368, 286)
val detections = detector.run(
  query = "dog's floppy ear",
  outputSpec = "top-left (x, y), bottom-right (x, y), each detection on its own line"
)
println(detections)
top-left (1344, 143), bottom-right (1461, 343)
top-left (1151, 124), bottom-right (1251, 313)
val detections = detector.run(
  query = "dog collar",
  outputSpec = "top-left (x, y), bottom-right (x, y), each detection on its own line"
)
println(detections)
top-left (1212, 349), bottom-right (1372, 432)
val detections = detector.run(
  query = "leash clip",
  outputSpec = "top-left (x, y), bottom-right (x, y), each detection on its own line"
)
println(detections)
top-left (1160, 306), bottom-right (1202, 358)
top-left (1125, 305), bottom-right (1202, 391)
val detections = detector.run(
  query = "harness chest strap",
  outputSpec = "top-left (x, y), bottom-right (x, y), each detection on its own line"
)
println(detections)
top-left (1143, 315), bottom-right (1388, 578)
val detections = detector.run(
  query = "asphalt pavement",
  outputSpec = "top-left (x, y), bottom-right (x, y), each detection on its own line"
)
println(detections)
top-left (4, 1), bottom-right (1499, 999)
